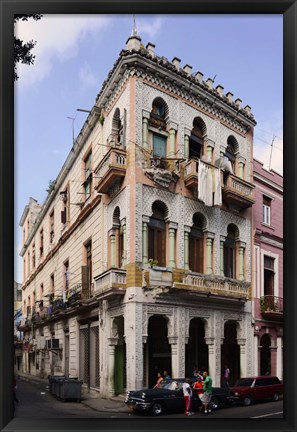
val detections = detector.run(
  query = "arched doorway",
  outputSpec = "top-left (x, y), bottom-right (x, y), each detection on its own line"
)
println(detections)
top-left (147, 316), bottom-right (171, 387)
top-left (221, 321), bottom-right (240, 386)
top-left (185, 318), bottom-right (208, 377)
top-left (260, 334), bottom-right (271, 376)
top-left (114, 316), bottom-right (126, 395)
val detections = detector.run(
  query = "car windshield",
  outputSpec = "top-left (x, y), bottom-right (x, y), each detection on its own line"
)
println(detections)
top-left (159, 380), bottom-right (179, 390)
top-left (234, 378), bottom-right (254, 387)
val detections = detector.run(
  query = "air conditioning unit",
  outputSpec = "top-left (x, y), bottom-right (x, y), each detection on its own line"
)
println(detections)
top-left (46, 339), bottom-right (52, 349)
top-left (46, 338), bottom-right (60, 349)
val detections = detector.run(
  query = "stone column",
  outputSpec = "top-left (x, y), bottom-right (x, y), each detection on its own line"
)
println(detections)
top-left (238, 156), bottom-right (246, 179)
top-left (254, 335), bottom-right (259, 376)
top-left (142, 110), bottom-right (150, 150)
top-left (205, 337), bottom-right (219, 386)
top-left (237, 241), bottom-right (246, 281)
top-left (206, 139), bottom-right (215, 163)
top-left (168, 222), bottom-right (177, 268)
top-left (109, 229), bottom-right (116, 268)
top-left (121, 217), bottom-right (127, 266)
top-left (270, 345), bottom-right (277, 376)
top-left (184, 127), bottom-right (191, 159)
top-left (184, 226), bottom-right (191, 271)
top-left (276, 337), bottom-right (283, 380)
top-left (142, 216), bottom-right (150, 264)
top-left (220, 145), bottom-right (226, 167)
top-left (108, 337), bottom-right (118, 397)
top-left (168, 336), bottom-right (179, 379)
top-left (168, 122), bottom-right (178, 157)
top-left (237, 338), bottom-right (247, 377)
top-left (206, 233), bottom-right (215, 275)
top-left (220, 235), bottom-right (225, 276)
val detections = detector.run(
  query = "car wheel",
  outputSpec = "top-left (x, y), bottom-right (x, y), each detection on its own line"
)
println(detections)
top-left (150, 402), bottom-right (164, 416)
top-left (273, 392), bottom-right (280, 401)
top-left (243, 395), bottom-right (253, 406)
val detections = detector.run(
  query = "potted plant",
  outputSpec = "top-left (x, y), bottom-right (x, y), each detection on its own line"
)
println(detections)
top-left (148, 258), bottom-right (158, 268)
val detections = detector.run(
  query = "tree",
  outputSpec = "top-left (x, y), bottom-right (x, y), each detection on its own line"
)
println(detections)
top-left (14, 14), bottom-right (42, 81)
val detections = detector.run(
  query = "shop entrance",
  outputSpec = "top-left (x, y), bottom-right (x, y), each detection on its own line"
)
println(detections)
top-left (221, 321), bottom-right (240, 386)
top-left (185, 318), bottom-right (208, 377)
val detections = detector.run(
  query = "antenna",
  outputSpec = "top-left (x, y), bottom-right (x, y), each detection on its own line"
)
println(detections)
top-left (132, 14), bottom-right (138, 37)
top-left (269, 135), bottom-right (276, 170)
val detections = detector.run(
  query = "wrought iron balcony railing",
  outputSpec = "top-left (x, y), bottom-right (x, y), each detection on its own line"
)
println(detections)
top-left (260, 295), bottom-right (283, 316)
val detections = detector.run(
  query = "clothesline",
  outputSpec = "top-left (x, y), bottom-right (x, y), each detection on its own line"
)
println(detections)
top-left (197, 160), bottom-right (222, 207)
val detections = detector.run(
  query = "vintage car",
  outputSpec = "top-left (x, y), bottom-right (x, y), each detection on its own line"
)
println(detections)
top-left (125, 378), bottom-right (231, 416)
top-left (229, 376), bottom-right (283, 406)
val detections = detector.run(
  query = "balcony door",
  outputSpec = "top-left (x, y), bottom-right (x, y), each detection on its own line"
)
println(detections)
top-left (189, 229), bottom-right (204, 273)
top-left (148, 219), bottom-right (166, 267)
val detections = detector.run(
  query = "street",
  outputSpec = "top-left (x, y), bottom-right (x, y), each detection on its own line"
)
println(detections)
top-left (14, 378), bottom-right (283, 419)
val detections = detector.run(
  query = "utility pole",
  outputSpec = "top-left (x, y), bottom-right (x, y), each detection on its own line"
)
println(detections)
top-left (67, 116), bottom-right (75, 146)
top-left (269, 135), bottom-right (276, 171)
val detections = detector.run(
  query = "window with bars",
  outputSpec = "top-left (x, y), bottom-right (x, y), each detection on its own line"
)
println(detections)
top-left (262, 196), bottom-right (272, 225)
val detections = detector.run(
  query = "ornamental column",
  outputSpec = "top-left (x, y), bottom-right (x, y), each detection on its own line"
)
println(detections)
top-left (184, 127), bottom-right (191, 159)
top-left (142, 216), bottom-right (150, 264)
top-left (206, 138), bottom-right (215, 163)
top-left (238, 156), bottom-right (246, 179)
top-left (276, 336), bottom-right (283, 380)
top-left (142, 110), bottom-right (150, 150)
top-left (206, 233), bottom-right (215, 274)
top-left (168, 336), bottom-right (179, 379)
top-left (237, 338), bottom-right (247, 377)
top-left (237, 241), bottom-right (246, 281)
top-left (168, 122), bottom-right (178, 157)
top-left (108, 337), bottom-right (118, 397)
top-left (184, 226), bottom-right (191, 271)
top-left (168, 222), bottom-right (177, 268)
top-left (270, 344), bottom-right (277, 376)
top-left (205, 337), bottom-right (219, 386)
top-left (220, 235), bottom-right (225, 276)
top-left (121, 217), bottom-right (127, 266)
top-left (109, 229), bottom-right (116, 268)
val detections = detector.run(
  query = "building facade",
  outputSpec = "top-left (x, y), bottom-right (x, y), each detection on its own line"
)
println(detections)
top-left (19, 33), bottom-right (257, 396)
top-left (253, 159), bottom-right (283, 379)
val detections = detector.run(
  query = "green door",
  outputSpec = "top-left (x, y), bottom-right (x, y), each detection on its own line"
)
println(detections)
top-left (114, 345), bottom-right (124, 395)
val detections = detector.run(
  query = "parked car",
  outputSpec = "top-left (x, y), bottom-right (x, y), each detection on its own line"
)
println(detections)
top-left (125, 378), bottom-right (230, 416)
top-left (229, 376), bottom-right (283, 406)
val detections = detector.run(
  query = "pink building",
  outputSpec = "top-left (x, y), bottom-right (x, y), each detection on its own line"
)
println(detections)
top-left (253, 159), bottom-right (283, 379)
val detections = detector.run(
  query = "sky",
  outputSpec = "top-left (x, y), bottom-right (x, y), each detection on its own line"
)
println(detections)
top-left (14, 14), bottom-right (283, 282)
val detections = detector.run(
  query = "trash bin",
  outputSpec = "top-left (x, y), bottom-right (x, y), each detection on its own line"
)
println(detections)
top-left (58, 378), bottom-right (83, 402)
top-left (48, 375), bottom-right (65, 397)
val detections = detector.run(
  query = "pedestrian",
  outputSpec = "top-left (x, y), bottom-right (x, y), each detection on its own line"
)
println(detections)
top-left (201, 370), bottom-right (212, 414)
top-left (223, 365), bottom-right (230, 388)
top-left (163, 370), bottom-right (171, 380)
top-left (192, 365), bottom-right (198, 378)
top-left (182, 378), bottom-right (193, 416)
top-left (13, 374), bottom-right (19, 404)
top-left (193, 375), bottom-right (204, 400)
top-left (153, 372), bottom-right (164, 388)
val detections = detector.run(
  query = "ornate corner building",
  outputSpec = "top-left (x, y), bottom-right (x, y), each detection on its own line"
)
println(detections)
top-left (19, 33), bottom-right (262, 397)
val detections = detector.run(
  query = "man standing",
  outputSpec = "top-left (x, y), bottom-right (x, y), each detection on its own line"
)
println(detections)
top-left (223, 365), bottom-right (230, 387)
top-left (201, 371), bottom-right (212, 414)
top-left (182, 378), bottom-right (193, 416)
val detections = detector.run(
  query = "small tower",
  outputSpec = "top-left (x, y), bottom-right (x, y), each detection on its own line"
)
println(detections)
top-left (126, 14), bottom-right (141, 50)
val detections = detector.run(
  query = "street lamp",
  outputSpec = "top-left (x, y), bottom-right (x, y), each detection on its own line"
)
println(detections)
top-left (67, 116), bottom-right (76, 145)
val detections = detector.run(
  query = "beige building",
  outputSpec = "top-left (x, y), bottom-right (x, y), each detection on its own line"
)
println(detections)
top-left (19, 32), bottom-right (257, 396)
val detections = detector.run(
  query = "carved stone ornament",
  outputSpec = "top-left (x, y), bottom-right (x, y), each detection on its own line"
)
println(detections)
top-left (144, 167), bottom-right (179, 190)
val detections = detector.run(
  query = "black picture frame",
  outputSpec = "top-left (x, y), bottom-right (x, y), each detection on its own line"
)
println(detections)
top-left (1, 1), bottom-right (296, 431)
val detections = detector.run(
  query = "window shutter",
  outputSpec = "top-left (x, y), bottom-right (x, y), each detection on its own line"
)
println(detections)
top-left (61, 209), bottom-right (66, 224)
top-left (153, 134), bottom-right (167, 158)
top-left (81, 265), bottom-right (89, 299)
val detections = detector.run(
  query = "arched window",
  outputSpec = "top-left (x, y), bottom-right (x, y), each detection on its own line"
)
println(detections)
top-left (148, 201), bottom-right (167, 267)
top-left (189, 118), bottom-right (206, 160)
top-left (189, 213), bottom-right (205, 273)
top-left (111, 108), bottom-right (123, 145)
top-left (224, 136), bottom-right (238, 174)
top-left (151, 98), bottom-right (166, 119)
top-left (224, 225), bottom-right (237, 278)
top-left (150, 98), bottom-right (168, 158)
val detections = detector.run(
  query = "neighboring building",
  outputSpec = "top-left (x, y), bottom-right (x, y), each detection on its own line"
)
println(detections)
top-left (14, 281), bottom-right (23, 371)
top-left (253, 159), bottom-right (283, 379)
top-left (19, 32), bottom-right (257, 396)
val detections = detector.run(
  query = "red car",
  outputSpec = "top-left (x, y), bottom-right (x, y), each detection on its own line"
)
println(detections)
top-left (229, 376), bottom-right (283, 406)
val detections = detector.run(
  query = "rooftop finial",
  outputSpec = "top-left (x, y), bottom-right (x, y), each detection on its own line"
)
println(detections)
top-left (132, 14), bottom-right (138, 37)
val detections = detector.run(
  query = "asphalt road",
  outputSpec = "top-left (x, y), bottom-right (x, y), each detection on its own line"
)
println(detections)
top-left (14, 378), bottom-right (283, 419)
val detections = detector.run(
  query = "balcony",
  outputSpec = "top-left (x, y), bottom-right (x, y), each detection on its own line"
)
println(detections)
top-left (173, 273), bottom-right (250, 301)
top-left (94, 269), bottom-right (126, 298)
top-left (222, 173), bottom-right (254, 210)
top-left (184, 159), bottom-right (200, 190)
top-left (94, 148), bottom-right (127, 194)
top-left (260, 295), bottom-right (283, 320)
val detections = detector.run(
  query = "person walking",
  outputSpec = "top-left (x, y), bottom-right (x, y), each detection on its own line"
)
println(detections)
top-left (182, 378), bottom-right (193, 416)
top-left (201, 371), bottom-right (212, 414)
top-left (223, 365), bottom-right (230, 388)
top-left (153, 372), bottom-right (164, 388)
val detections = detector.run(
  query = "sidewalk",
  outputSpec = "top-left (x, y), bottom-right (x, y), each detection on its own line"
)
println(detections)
top-left (17, 372), bottom-right (128, 413)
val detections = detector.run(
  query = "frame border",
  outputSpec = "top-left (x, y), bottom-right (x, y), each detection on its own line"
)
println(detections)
top-left (1, 1), bottom-right (296, 431)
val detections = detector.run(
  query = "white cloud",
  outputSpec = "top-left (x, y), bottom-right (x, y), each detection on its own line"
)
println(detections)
top-left (79, 62), bottom-right (98, 88)
top-left (254, 114), bottom-right (283, 175)
top-left (15, 15), bottom-right (112, 88)
top-left (137, 16), bottom-right (163, 39)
